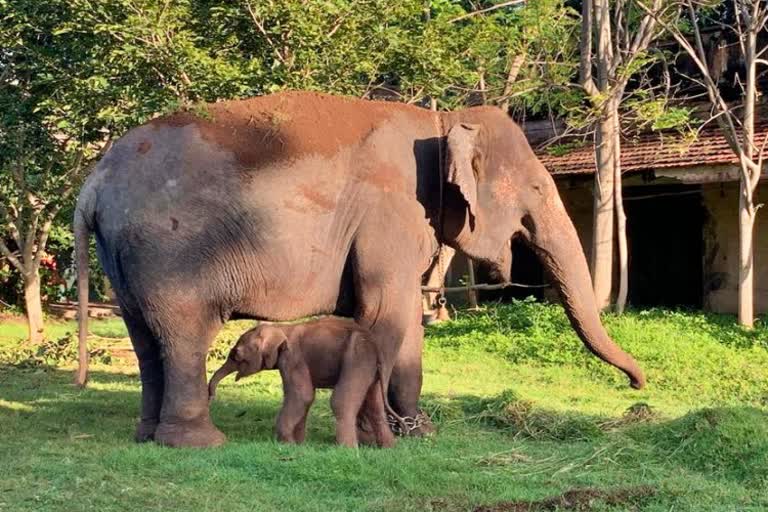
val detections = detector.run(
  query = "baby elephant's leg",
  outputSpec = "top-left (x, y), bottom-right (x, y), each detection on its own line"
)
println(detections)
top-left (292, 396), bottom-right (314, 443)
top-left (362, 383), bottom-right (396, 448)
top-left (331, 372), bottom-right (370, 448)
top-left (276, 370), bottom-right (315, 444)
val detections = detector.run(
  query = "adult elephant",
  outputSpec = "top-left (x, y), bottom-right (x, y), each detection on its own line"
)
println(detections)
top-left (74, 91), bottom-right (645, 448)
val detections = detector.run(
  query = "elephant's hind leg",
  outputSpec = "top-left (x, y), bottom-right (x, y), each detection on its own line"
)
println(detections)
top-left (122, 310), bottom-right (164, 443)
top-left (152, 305), bottom-right (226, 448)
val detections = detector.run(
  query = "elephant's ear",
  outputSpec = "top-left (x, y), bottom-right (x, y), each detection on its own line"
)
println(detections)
top-left (261, 330), bottom-right (287, 370)
top-left (445, 123), bottom-right (483, 228)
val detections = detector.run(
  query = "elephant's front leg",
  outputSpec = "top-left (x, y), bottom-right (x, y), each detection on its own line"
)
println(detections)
top-left (276, 367), bottom-right (315, 444)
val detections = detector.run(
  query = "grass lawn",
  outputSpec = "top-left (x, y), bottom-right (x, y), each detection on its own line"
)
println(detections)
top-left (1, 303), bottom-right (767, 511)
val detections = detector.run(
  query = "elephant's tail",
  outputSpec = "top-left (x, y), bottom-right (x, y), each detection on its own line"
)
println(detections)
top-left (376, 370), bottom-right (409, 435)
top-left (73, 209), bottom-right (91, 388)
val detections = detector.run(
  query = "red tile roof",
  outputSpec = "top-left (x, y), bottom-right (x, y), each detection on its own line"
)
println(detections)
top-left (535, 123), bottom-right (768, 176)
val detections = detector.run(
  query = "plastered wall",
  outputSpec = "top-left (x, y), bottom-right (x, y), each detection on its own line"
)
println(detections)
top-left (702, 182), bottom-right (768, 314)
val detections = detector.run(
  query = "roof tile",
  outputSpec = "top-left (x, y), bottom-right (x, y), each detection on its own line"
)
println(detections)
top-left (535, 124), bottom-right (768, 176)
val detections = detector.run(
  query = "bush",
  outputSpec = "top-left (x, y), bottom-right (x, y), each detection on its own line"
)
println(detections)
top-left (0, 333), bottom-right (111, 368)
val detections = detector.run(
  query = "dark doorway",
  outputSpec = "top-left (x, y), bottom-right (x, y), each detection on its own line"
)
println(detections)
top-left (477, 239), bottom-right (546, 303)
top-left (625, 184), bottom-right (704, 308)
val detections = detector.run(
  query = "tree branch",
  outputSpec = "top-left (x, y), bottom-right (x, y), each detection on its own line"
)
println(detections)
top-left (637, 0), bottom-right (743, 156)
top-left (244, 1), bottom-right (287, 65)
top-left (0, 200), bottom-right (22, 248)
top-left (449, 0), bottom-right (526, 23)
top-left (595, 0), bottom-right (614, 90)
top-left (0, 239), bottom-right (25, 273)
top-left (580, 0), bottom-right (599, 96)
top-left (500, 53), bottom-right (526, 111)
top-left (30, 216), bottom-right (55, 273)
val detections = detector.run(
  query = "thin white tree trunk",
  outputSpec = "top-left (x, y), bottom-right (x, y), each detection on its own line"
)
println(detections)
top-left (738, 18), bottom-right (758, 328)
top-left (591, 106), bottom-right (616, 310)
top-left (738, 185), bottom-right (755, 327)
top-left (588, 0), bottom-right (616, 311)
top-left (23, 270), bottom-right (44, 344)
top-left (613, 108), bottom-right (628, 313)
top-left (500, 54), bottom-right (525, 112)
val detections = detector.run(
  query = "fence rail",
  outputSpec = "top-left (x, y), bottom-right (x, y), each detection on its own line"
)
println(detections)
top-left (421, 282), bottom-right (550, 293)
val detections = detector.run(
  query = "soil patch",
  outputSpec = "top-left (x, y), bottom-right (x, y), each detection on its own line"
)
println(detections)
top-left (473, 486), bottom-right (656, 512)
top-left (150, 91), bottom-right (432, 170)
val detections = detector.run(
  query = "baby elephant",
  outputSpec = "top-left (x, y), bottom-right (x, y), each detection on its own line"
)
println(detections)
top-left (208, 317), bottom-right (403, 448)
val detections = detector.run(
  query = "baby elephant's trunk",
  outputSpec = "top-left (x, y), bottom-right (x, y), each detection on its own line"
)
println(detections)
top-left (208, 358), bottom-right (238, 402)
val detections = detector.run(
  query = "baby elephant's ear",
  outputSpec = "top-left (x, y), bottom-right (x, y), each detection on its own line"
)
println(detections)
top-left (261, 331), bottom-right (288, 370)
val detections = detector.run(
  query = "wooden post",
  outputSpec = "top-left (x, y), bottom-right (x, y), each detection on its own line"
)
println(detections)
top-left (466, 257), bottom-right (479, 309)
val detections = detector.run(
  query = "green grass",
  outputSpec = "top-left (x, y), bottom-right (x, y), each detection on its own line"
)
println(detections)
top-left (1, 303), bottom-right (767, 511)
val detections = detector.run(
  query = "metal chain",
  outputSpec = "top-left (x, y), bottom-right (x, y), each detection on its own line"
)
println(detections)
top-left (436, 245), bottom-right (447, 310)
top-left (386, 410), bottom-right (429, 436)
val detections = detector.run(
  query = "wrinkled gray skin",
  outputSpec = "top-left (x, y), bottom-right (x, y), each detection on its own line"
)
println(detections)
top-left (208, 318), bottom-right (398, 448)
top-left (74, 91), bottom-right (645, 448)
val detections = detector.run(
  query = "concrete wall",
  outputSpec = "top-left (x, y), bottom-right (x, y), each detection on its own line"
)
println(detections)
top-left (557, 181), bottom-right (595, 258)
top-left (703, 182), bottom-right (768, 314)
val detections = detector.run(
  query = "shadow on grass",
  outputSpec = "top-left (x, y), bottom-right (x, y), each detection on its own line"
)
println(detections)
top-left (420, 389), bottom-right (768, 488)
top-left (0, 366), bottom-right (336, 445)
top-left (629, 406), bottom-right (768, 487)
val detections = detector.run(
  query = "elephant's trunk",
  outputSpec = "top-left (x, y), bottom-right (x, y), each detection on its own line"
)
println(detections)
top-left (208, 358), bottom-right (238, 402)
top-left (525, 192), bottom-right (646, 389)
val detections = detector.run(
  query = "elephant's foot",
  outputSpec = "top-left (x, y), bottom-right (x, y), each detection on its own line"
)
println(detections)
top-left (134, 418), bottom-right (159, 443)
top-left (408, 411), bottom-right (436, 437)
top-left (154, 417), bottom-right (226, 448)
top-left (356, 414), bottom-right (397, 448)
top-left (387, 409), bottom-right (436, 437)
top-left (356, 425), bottom-right (378, 447)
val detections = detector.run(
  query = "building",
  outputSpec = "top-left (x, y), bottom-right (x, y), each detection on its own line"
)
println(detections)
top-left (532, 121), bottom-right (768, 313)
top-left (436, 120), bottom-right (768, 315)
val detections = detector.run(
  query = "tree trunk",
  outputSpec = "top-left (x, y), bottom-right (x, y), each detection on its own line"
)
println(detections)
top-left (613, 108), bottom-right (628, 313)
top-left (466, 257), bottom-right (479, 309)
top-left (737, 24), bottom-right (757, 328)
top-left (738, 179), bottom-right (755, 328)
top-left (591, 104), bottom-right (617, 310)
top-left (23, 270), bottom-right (45, 344)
